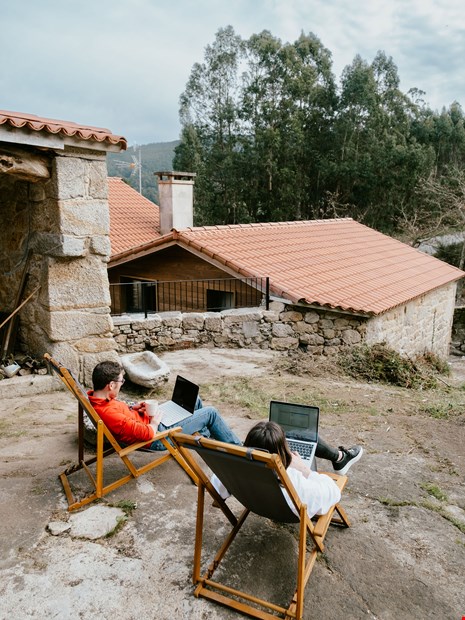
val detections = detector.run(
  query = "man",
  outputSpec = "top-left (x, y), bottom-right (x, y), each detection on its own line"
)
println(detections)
top-left (88, 360), bottom-right (241, 449)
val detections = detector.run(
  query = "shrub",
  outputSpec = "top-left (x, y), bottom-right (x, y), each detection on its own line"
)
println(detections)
top-left (435, 240), bottom-right (463, 269)
top-left (338, 343), bottom-right (444, 389)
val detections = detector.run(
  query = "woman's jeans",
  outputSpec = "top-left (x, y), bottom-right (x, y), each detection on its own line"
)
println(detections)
top-left (149, 397), bottom-right (241, 451)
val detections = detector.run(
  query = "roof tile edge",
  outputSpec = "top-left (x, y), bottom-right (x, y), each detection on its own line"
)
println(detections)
top-left (0, 109), bottom-right (127, 149)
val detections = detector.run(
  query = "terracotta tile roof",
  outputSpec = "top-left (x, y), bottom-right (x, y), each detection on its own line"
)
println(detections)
top-left (106, 205), bottom-right (464, 315)
top-left (174, 219), bottom-right (464, 315)
top-left (0, 109), bottom-right (127, 148)
top-left (108, 177), bottom-right (161, 256)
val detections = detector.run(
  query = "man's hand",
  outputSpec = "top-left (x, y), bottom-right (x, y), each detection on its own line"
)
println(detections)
top-left (149, 409), bottom-right (163, 429)
top-left (132, 402), bottom-right (146, 414)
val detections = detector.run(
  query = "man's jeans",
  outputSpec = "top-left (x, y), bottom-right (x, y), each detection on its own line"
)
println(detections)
top-left (149, 397), bottom-right (241, 450)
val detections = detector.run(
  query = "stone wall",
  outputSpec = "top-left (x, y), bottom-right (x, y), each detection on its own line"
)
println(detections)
top-left (113, 284), bottom-right (458, 360)
top-left (112, 302), bottom-right (366, 355)
top-left (364, 282), bottom-right (457, 359)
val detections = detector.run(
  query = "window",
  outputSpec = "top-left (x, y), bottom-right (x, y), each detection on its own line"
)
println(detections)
top-left (121, 277), bottom-right (157, 313)
top-left (206, 289), bottom-right (234, 312)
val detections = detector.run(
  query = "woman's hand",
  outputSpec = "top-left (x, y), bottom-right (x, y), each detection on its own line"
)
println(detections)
top-left (290, 451), bottom-right (311, 478)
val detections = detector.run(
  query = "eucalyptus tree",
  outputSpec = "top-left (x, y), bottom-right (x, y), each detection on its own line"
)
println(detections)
top-left (334, 51), bottom-right (433, 231)
top-left (239, 30), bottom-right (337, 221)
top-left (416, 102), bottom-right (465, 175)
top-left (174, 26), bottom-right (245, 224)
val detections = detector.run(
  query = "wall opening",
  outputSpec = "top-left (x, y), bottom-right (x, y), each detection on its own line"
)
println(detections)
top-left (206, 289), bottom-right (234, 312)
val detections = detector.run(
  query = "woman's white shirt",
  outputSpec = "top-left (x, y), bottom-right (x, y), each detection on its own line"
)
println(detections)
top-left (284, 467), bottom-right (341, 518)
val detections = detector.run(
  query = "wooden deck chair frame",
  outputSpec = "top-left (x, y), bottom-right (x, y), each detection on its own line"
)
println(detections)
top-left (44, 353), bottom-right (198, 511)
top-left (170, 431), bottom-right (350, 620)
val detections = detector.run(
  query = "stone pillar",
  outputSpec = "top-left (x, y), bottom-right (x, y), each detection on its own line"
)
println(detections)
top-left (18, 147), bottom-right (118, 381)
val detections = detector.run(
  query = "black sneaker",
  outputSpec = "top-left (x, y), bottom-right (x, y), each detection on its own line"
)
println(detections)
top-left (333, 445), bottom-right (363, 475)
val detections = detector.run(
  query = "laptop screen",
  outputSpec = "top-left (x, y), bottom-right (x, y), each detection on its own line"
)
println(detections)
top-left (269, 401), bottom-right (319, 442)
top-left (172, 375), bottom-right (199, 413)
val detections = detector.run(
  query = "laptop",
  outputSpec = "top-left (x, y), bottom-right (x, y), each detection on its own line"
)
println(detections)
top-left (158, 375), bottom-right (199, 426)
top-left (269, 400), bottom-right (319, 465)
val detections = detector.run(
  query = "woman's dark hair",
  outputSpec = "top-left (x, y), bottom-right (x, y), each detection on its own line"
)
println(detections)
top-left (244, 420), bottom-right (292, 469)
top-left (92, 361), bottom-right (123, 390)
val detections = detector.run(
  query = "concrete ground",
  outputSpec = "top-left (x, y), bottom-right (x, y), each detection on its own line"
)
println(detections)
top-left (0, 348), bottom-right (464, 620)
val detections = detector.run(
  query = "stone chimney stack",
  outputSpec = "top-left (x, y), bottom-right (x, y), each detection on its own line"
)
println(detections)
top-left (155, 171), bottom-right (196, 235)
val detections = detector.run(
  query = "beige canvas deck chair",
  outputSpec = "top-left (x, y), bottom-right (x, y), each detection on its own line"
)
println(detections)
top-left (44, 353), bottom-right (198, 511)
top-left (170, 431), bottom-right (350, 620)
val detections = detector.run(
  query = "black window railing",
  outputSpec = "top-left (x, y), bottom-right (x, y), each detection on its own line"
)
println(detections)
top-left (110, 277), bottom-right (270, 317)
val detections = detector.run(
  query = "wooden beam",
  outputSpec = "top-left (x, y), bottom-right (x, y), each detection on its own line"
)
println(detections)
top-left (0, 145), bottom-right (50, 182)
top-left (0, 286), bottom-right (41, 331)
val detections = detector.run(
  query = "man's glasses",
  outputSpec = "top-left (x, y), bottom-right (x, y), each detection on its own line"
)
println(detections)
top-left (113, 378), bottom-right (125, 385)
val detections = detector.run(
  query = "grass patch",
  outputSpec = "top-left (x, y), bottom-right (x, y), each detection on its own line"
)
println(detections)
top-left (105, 515), bottom-right (128, 538)
top-left (451, 518), bottom-right (465, 534)
top-left (338, 344), bottom-right (448, 389)
top-left (377, 495), bottom-right (465, 534)
top-left (113, 499), bottom-right (137, 516)
top-left (0, 419), bottom-right (12, 432)
top-left (203, 377), bottom-right (271, 417)
top-left (31, 485), bottom-right (47, 495)
top-left (0, 418), bottom-right (24, 438)
top-left (274, 352), bottom-right (344, 378)
top-left (103, 500), bottom-right (137, 538)
top-left (378, 497), bottom-right (415, 507)
top-left (303, 395), bottom-right (350, 410)
top-left (420, 482), bottom-right (448, 502)
top-left (421, 501), bottom-right (465, 534)
top-left (204, 377), bottom-right (352, 419)
top-left (420, 402), bottom-right (464, 419)
top-left (316, 552), bottom-right (330, 566)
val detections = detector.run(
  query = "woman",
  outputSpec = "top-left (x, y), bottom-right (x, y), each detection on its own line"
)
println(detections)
top-left (213, 420), bottom-right (342, 518)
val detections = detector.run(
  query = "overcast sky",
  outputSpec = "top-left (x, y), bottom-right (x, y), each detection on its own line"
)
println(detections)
top-left (2, 0), bottom-right (465, 146)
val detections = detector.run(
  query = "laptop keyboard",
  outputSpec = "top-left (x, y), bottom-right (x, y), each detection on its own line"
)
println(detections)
top-left (160, 401), bottom-right (191, 426)
top-left (287, 439), bottom-right (315, 461)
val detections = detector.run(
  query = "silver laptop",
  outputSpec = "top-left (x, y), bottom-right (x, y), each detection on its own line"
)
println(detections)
top-left (269, 400), bottom-right (319, 465)
top-left (159, 375), bottom-right (199, 426)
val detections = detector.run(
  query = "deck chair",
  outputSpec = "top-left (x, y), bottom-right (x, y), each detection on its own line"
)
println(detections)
top-left (44, 353), bottom-right (198, 511)
top-left (170, 431), bottom-right (350, 620)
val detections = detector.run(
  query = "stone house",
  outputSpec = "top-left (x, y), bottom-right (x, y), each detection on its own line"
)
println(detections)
top-left (107, 176), bottom-right (464, 359)
top-left (0, 109), bottom-right (126, 380)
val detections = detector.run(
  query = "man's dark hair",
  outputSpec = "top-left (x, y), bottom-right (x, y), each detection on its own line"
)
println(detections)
top-left (92, 361), bottom-right (123, 390)
top-left (244, 420), bottom-right (292, 469)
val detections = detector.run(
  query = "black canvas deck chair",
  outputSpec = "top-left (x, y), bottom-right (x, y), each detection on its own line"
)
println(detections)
top-left (44, 353), bottom-right (197, 511)
top-left (170, 431), bottom-right (350, 620)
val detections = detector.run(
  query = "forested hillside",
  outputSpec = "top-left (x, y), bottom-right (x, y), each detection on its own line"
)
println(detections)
top-left (174, 26), bottom-right (465, 244)
top-left (107, 141), bottom-right (179, 203)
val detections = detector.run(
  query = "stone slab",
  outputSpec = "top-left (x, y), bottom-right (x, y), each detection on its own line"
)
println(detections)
top-left (67, 505), bottom-right (126, 540)
top-left (121, 351), bottom-right (170, 388)
top-left (0, 374), bottom-right (63, 399)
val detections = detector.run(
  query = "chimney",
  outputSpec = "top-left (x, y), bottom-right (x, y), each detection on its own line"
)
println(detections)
top-left (155, 171), bottom-right (196, 235)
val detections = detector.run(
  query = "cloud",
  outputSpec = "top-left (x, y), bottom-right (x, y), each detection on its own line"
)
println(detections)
top-left (2, 0), bottom-right (465, 143)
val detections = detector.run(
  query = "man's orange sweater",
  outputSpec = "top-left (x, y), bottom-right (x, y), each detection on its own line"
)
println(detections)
top-left (88, 392), bottom-right (155, 444)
